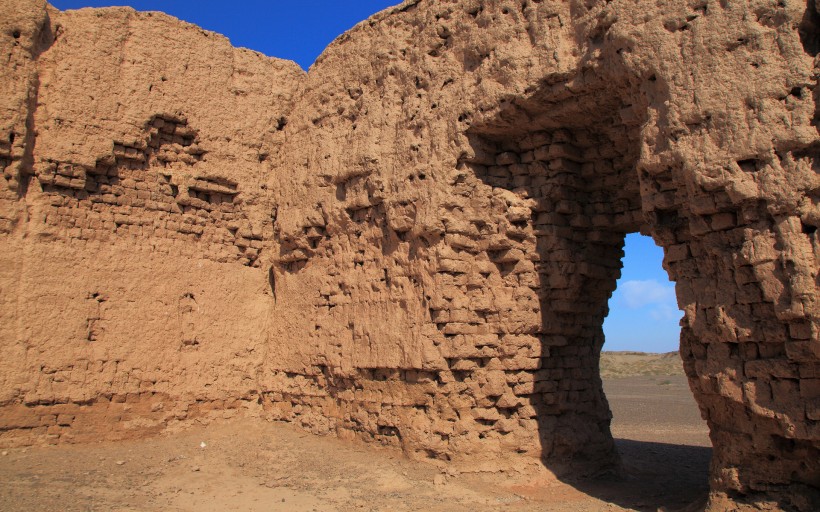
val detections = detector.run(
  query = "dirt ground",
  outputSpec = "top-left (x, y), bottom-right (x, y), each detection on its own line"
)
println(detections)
top-left (0, 355), bottom-right (711, 512)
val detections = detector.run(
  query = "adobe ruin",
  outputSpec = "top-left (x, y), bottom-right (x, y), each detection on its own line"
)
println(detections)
top-left (1, 0), bottom-right (819, 509)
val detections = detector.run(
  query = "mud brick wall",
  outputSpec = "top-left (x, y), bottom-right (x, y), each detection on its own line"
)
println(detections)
top-left (33, 114), bottom-right (265, 266)
top-left (2, 0), bottom-right (820, 510)
top-left (0, 0), bottom-right (298, 447)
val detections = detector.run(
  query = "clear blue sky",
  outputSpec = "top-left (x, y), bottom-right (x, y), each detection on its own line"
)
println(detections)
top-left (49, 1), bottom-right (682, 353)
top-left (49, 1), bottom-right (400, 70)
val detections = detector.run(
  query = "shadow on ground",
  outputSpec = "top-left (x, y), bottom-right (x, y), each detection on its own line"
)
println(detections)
top-left (561, 439), bottom-right (712, 511)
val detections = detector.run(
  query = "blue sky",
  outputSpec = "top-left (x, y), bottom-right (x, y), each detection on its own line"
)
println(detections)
top-left (49, 1), bottom-right (399, 70)
top-left (50, 1), bottom-right (682, 353)
top-left (602, 234), bottom-right (680, 353)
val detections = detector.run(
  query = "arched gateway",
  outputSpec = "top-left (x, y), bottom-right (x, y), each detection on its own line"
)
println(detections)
top-left (1, 0), bottom-right (818, 509)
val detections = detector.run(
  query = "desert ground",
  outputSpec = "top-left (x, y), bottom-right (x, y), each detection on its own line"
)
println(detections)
top-left (0, 352), bottom-right (711, 512)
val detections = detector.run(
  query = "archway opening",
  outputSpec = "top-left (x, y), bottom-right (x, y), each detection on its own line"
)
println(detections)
top-left (597, 232), bottom-right (711, 509)
top-left (462, 75), bottom-right (714, 508)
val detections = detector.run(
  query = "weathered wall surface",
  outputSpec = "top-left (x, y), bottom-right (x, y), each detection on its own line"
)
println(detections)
top-left (0, 0), bottom-right (303, 442)
top-left (1, 0), bottom-right (819, 510)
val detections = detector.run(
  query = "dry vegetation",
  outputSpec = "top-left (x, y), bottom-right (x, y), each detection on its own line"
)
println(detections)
top-left (599, 352), bottom-right (685, 379)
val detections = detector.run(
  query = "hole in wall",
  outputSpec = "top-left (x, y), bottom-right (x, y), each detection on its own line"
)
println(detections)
top-left (597, 232), bottom-right (711, 508)
top-left (737, 159), bottom-right (759, 173)
top-left (799, 2), bottom-right (820, 56)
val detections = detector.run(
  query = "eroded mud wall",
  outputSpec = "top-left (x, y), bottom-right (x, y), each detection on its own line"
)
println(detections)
top-left (0, 0), bottom-right (304, 442)
top-left (1, 0), bottom-right (819, 509)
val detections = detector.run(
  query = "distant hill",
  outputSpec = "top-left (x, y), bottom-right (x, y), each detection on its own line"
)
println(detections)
top-left (599, 351), bottom-right (685, 378)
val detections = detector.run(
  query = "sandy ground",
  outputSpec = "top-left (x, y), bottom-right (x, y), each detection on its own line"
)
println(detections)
top-left (0, 356), bottom-right (711, 512)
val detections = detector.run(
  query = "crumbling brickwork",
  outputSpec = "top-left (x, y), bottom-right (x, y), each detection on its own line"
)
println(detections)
top-left (1, 0), bottom-right (819, 509)
top-left (32, 114), bottom-right (266, 266)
